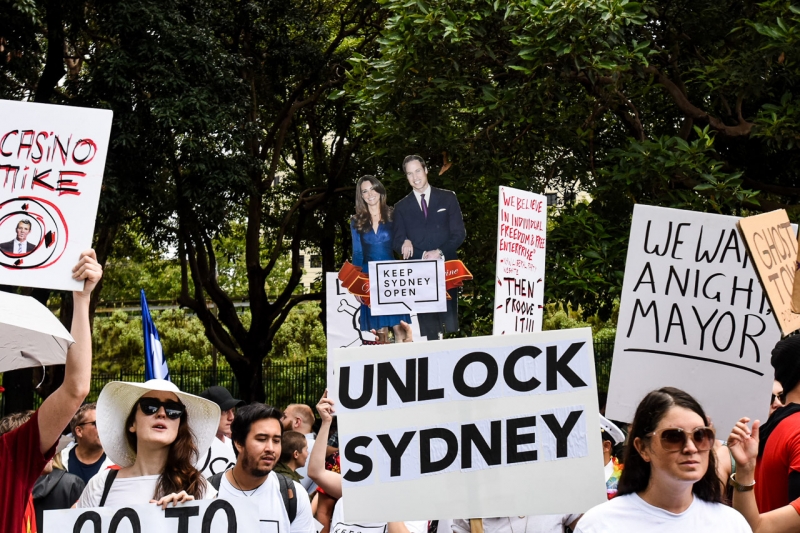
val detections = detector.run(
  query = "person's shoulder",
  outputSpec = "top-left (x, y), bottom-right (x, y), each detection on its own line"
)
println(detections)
top-left (574, 495), bottom-right (633, 532)
top-left (694, 498), bottom-right (750, 525)
top-left (432, 186), bottom-right (457, 197)
top-left (395, 192), bottom-right (416, 207)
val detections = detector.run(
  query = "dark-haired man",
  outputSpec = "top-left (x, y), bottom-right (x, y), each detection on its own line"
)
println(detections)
top-left (393, 155), bottom-right (466, 340)
top-left (197, 386), bottom-right (244, 477)
top-left (275, 431), bottom-right (308, 483)
top-left (216, 403), bottom-right (314, 533)
top-left (0, 219), bottom-right (36, 254)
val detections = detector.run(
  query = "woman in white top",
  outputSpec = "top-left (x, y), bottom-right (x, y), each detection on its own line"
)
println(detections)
top-left (575, 387), bottom-right (750, 532)
top-left (77, 379), bottom-right (220, 509)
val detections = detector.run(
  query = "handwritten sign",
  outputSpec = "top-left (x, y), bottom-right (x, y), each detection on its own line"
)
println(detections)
top-left (606, 205), bottom-right (784, 433)
top-left (333, 328), bottom-right (606, 522)
top-left (493, 187), bottom-right (547, 334)
top-left (44, 499), bottom-right (260, 533)
top-left (0, 100), bottom-right (112, 290)
top-left (737, 209), bottom-right (800, 335)
top-left (368, 259), bottom-right (446, 316)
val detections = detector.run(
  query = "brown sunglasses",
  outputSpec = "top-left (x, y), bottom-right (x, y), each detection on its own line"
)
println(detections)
top-left (646, 426), bottom-right (716, 451)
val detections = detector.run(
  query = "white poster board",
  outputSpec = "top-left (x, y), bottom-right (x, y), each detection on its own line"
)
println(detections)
top-left (325, 273), bottom-right (422, 387)
top-left (44, 499), bottom-right (260, 533)
top-left (493, 187), bottom-right (547, 334)
top-left (367, 259), bottom-right (447, 316)
top-left (332, 328), bottom-right (606, 522)
top-left (607, 205), bottom-right (783, 433)
top-left (0, 100), bottom-right (112, 290)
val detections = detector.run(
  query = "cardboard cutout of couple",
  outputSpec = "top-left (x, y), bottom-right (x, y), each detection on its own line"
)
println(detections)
top-left (342, 155), bottom-right (469, 341)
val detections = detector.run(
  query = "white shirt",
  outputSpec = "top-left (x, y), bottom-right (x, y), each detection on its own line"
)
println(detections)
top-left (574, 493), bottom-right (751, 533)
top-left (197, 435), bottom-right (238, 478)
top-left (77, 468), bottom-right (217, 508)
top-left (413, 185), bottom-right (432, 210)
top-left (604, 459), bottom-right (614, 482)
top-left (295, 434), bottom-right (316, 492)
top-left (331, 498), bottom-right (426, 533)
top-left (453, 515), bottom-right (580, 533)
top-left (217, 471), bottom-right (314, 533)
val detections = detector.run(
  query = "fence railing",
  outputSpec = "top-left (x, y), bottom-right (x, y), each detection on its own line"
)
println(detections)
top-left (2, 340), bottom-right (616, 417)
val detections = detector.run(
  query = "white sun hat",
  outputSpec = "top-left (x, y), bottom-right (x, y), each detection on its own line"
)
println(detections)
top-left (96, 379), bottom-right (221, 468)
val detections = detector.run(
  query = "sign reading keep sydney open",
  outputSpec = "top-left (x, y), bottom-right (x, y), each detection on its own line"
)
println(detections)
top-left (368, 258), bottom-right (447, 316)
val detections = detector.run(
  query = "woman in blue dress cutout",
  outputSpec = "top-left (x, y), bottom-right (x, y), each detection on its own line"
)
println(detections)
top-left (351, 175), bottom-right (411, 342)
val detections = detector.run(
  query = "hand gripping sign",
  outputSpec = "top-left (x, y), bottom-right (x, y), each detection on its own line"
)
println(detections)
top-left (44, 499), bottom-right (260, 533)
top-left (332, 328), bottom-right (606, 522)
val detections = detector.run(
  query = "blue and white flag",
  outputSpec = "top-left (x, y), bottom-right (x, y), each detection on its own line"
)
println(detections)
top-left (141, 289), bottom-right (169, 381)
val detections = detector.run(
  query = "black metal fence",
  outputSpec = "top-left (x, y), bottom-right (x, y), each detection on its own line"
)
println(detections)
top-left (1, 340), bottom-right (616, 417)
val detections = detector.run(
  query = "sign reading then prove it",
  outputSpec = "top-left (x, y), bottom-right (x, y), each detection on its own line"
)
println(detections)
top-left (737, 209), bottom-right (800, 336)
top-left (368, 258), bottom-right (446, 316)
top-left (333, 328), bottom-right (606, 522)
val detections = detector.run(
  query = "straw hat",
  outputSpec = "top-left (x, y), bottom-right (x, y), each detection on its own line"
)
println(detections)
top-left (97, 380), bottom-right (221, 468)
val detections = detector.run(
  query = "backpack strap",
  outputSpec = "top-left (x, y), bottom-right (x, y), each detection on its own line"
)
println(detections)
top-left (275, 472), bottom-right (297, 523)
top-left (99, 469), bottom-right (119, 507)
top-left (209, 472), bottom-right (224, 492)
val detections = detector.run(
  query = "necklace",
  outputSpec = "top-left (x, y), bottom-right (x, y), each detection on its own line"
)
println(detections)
top-left (231, 469), bottom-right (266, 497)
top-left (507, 516), bottom-right (529, 533)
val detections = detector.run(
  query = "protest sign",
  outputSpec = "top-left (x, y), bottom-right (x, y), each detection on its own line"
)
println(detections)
top-left (325, 273), bottom-right (423, 387)
top-left (332, 328), bottom-right (606, 522)
top-left (367, 259), bottom-right (446, 316)
top-left (0, 99), bottom-right (112, 291)
top-left (606, 205), bottom-right (784, 433)
top-left (737, 209), bottom-right (800, 335)
top-left (44, 499), bottom-right (260, 533)
top-left (493, 186), bottom-right (547, 335)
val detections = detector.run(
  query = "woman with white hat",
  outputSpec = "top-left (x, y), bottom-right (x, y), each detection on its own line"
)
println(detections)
top-left (76, 379), bottom-right (221, 508)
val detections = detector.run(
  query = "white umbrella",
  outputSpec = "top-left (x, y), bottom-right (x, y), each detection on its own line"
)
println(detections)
top-left (0, 291), bottom-right (74, 373)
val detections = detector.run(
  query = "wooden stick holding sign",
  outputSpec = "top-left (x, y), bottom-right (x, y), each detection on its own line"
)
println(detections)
top-left (470, 519), bottom-right (485, 533)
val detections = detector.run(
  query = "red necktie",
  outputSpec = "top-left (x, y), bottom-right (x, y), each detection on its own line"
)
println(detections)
top-left (421, 193), bottom-right (428, 218)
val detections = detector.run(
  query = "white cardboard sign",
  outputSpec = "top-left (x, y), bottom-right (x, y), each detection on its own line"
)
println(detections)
top-left (44, 499), bottom-right (260, 533)
top-left (606, 205), bottom-right (783, 433)
top-left (325, 273), bottom-right (422, 389)
top-left (367, 259), bottom-right (446, 316)
top-left (0, 100), bottom-right (112, 290)
top-left (333, 328), bottom-right (606, 522)
top-left (493, 186), bottom-right (547, 335)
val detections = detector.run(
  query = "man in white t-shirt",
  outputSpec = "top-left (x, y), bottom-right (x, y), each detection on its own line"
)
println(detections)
top-left (217, 403), bottom-right (314, 533)
top-left (197, 386), bottom-right (244, 477)
top-left (281, 403), bottom-right (317, 492)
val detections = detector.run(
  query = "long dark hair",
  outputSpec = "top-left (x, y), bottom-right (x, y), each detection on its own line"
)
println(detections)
top-left (352, 175), bottom-right (392, 233)
top-left (125, 400), bottom-right (205, 499)
top-left (617, 387), bottom-right (721, 503)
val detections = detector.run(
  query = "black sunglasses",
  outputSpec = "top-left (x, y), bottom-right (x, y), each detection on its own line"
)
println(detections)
top-left (75, 421), bottom-right (96, 428)
top-left (138, 398), bottom-right (185, 420)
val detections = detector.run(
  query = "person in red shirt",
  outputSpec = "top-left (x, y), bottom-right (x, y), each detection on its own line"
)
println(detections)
top-left (755, 335), bottom-right (800, 513)
top-left (0, 250), bottom-right (102, 533)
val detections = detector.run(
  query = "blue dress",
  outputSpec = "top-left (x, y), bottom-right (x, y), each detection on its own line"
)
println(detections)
top-left (351, 218), bottom-right (412, 331)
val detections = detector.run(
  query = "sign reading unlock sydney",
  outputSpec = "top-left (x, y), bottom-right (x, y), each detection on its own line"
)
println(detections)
top-left (0, 100), bottom-right (112, 290)
top-left (368, 258), bottom-right (447, 316)
top-left (333, 328), bottom-right (606, 522)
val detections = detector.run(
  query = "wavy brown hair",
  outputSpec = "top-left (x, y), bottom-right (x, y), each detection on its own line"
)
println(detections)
top-left (617, 387), bottom-right (721, 503)
top-left (352, 175), bottom-right (392, 233)
top-left (125, 399), bottom-right (205, 499)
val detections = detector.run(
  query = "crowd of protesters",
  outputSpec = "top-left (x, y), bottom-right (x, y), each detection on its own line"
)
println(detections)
top-left (5, 250), bottom-right (800, 533)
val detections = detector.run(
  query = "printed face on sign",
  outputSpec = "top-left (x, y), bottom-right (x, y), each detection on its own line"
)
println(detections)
top-left (405, 160), bottom-right (428, 193)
